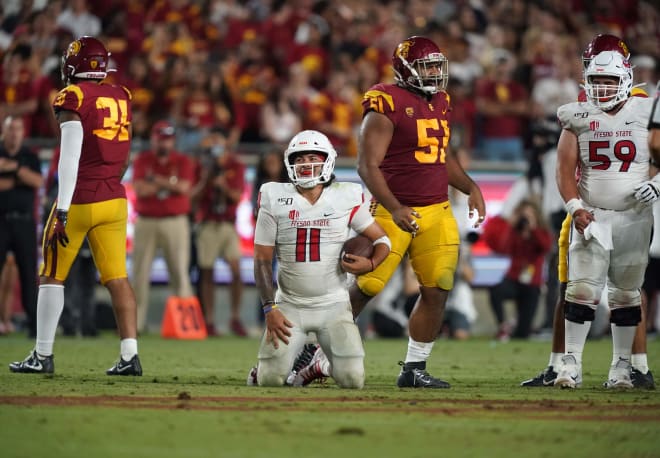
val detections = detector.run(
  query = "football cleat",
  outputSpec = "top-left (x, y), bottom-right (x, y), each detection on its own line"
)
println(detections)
top-left (290, 346), bottom-right (329, 387)
top-left (246, 366), bottom-right (258, 386)
top-left (286, 343), bottom-right (321, 386)
top-left (520, 365), bottom-right (558, 387)
top-left (554, 354), bottom-right (582, 389)
top-left (9, 350), bottom-right (54, 374)
top-left (396, 361), bottom-right (450, 388)
top-left (106, 355), bottom-right (142, 376)
top-left (604, 358), bottom-right (633, 389)
top-left (631, 368), bottom-right (655, 390)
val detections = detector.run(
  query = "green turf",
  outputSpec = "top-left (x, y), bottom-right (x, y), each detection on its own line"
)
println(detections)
top-left (1, 334), bottom-right (659, 458)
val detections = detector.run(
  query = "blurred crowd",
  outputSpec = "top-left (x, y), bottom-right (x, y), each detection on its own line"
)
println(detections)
top-left (0, 0), bottom-right (659, 338)
top-left (0, 0), bottom-right (658, 158)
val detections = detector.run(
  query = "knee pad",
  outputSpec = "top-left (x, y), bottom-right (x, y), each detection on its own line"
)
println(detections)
top-left (256, 362), bottom-right (286, 387)
top-left (565, 280), bottom-right (603, 305)
top-left (610, 306), bottom-right (641, 326)
top-left (608, 286), bottom-right (642, 308)
top-left (564, 301), bottom-right (595, 324)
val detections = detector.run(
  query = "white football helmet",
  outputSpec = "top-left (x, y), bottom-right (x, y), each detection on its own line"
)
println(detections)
top-left (284, 130), bottom-right (337, 188)
top-left (584, 50), bottom-right (633, 111)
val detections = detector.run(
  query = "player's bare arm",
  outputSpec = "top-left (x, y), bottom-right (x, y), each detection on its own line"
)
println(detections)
top-left (357, 111), bottom-right (420, 233)
top-left (556, 128), bottom-right (593, 234)
top-left (253, 243), bottom-right (292, 349)
top-left (446, 147), bottom-right (486, 227)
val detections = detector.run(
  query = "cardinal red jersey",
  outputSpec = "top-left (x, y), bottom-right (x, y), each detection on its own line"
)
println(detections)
top-left (362, 83), bottom-right (451, 206)
top-left (52, 81), bottom-right (132, 204)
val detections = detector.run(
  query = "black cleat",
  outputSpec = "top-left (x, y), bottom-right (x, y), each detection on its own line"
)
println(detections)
top-left (106, 355), bottom-right (142, 376)
top-left (520, 365), bottom-right (557, 387)
top-left (9, 350), bottom-right (54, 374)
top-left (631, 368), bottom-right (655, 389)
top-left (396, 361), bottom-right (450, 388)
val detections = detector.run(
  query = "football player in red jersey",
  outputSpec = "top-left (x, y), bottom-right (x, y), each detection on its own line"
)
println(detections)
top-left (9, 36), bottom-right (142, 376)
top-left (349, 36), bottom-right (486, 388)
top-left (521, 34), bottom-right (655, 389)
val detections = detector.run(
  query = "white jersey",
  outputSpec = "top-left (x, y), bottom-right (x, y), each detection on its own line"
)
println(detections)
top-left (557, 97), bottom-right (653, 210)
top-left (255, 181), bottom-right (374, 307)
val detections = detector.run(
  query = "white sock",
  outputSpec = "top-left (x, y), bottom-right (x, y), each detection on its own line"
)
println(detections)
top-left (35, 284), bottom-right (65, 357)
top-left (120, 338), bottom-right (138, 361)
top-left (565, 319), bottom-right (591, 365)
top-left (631, 354), bottom-right (648, 373)
top-left (549, 352), bottom-right (563, 368)
top-left (405, 337), bottom-right (434, 363)
top-left (610, 324), bottom-right (635, 365)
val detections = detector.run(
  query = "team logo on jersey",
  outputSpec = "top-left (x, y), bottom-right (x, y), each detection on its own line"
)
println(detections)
top-left (405, 107), bottom-right (414, 117)
top-left (277, 197), bottom-right (293, 205)
top-left (589, 120), bottom-right (599, 131)
top-left (288, 209), bottom-right (299, 221)
top-left (428, 104), bottom-right (434, 111)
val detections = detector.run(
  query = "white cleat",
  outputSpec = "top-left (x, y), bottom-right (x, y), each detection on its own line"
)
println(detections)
top-left (604, 358), bottom-right (633, 389)
top-left (554, 354), bottom-right (582, 389)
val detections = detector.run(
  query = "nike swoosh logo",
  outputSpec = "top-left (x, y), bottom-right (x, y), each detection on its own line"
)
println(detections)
top-left (323, 213), bottom-right (333, 217)
top-left (115, 362), bottom-right (133, 373)
top-left (625, 121), bottom-right (636, 125)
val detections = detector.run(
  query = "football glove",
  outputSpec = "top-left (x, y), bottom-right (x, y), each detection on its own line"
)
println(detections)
top-left (633, 181), bottom-right (660, 205)
top-left (48, 210), bottom-right (70, 247)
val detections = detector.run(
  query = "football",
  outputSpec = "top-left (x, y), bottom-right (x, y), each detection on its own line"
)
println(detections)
top-left (341, 234), bottom-right (374, 260)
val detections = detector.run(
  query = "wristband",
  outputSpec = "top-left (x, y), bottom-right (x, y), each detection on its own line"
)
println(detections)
top-left (262, 300), bottom-right (278, 314)
top-left (372, 235), bottom-right (392, 250)
top-left (564, 198), bottom-right (584, 216)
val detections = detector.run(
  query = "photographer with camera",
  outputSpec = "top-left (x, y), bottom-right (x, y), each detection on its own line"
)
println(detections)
top-left (193, 128), bottom-right (246, 337)
top-left (483, 200), bottom-right (553, 340)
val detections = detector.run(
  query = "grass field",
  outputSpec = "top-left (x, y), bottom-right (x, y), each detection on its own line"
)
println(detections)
top-left (1, 333), bottom-right (659, 458)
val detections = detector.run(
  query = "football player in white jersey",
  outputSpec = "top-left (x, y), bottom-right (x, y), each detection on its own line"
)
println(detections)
top-left (252, 130), bottom-right (390, 388)
top-left (554, 51), bottom-right (657, 389)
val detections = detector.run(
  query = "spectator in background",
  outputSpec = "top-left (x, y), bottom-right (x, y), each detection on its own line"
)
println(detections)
top-left (0, 116), bottom-right (42, 337)
top-left (132, 120), bottom-right (195, 333)
top-left (475, 48), bottom-right (529, 162)
top-left (0, 43), bottom-right (38, 135)
top-left (193, 128), bottom-right (247, 337)
top-left (260, 86), bottom-right (302, 146)
top-left (56, 0), bottom-right (101, 39)
top-left (483, 199), bottom-right (552, 341)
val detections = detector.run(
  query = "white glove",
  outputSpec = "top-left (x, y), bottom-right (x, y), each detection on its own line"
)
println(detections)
top-left (633, 181), bottom-right (660, 205)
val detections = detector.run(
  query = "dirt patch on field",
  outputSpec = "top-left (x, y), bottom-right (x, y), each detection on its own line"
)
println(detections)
top-left (2, 395), bottom-right (659, 421)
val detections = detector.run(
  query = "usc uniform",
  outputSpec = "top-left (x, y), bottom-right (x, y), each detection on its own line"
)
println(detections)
top-left (41, 81), bottom-right (132, 283)
top-left (357, 83), bottom-right (459, 296)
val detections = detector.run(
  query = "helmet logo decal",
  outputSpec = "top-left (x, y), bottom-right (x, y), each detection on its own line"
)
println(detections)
top-left (397, 40), bottom-right (412, 59)
top-left (90, 60), bottom-right (98, 69)
top-left (67, 40), bottom-right (81, 58)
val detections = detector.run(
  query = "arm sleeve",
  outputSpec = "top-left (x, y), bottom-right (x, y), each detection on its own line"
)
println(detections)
top-left (253, 184), bottom-right (277, 246)
top-left (349, 201), bottom-right (375, 233)
top-left (649, 94), bottom-right (660, 129)
top-left (56, 120), bottom-right (83, 211)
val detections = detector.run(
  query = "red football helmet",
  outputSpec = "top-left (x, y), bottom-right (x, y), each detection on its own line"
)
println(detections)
top-left (61, 36), bottom-right (110, 84)
top-left (582, 34), bottom-right (630, 70)
top-left (392, 36), bottom-right (448, 95)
